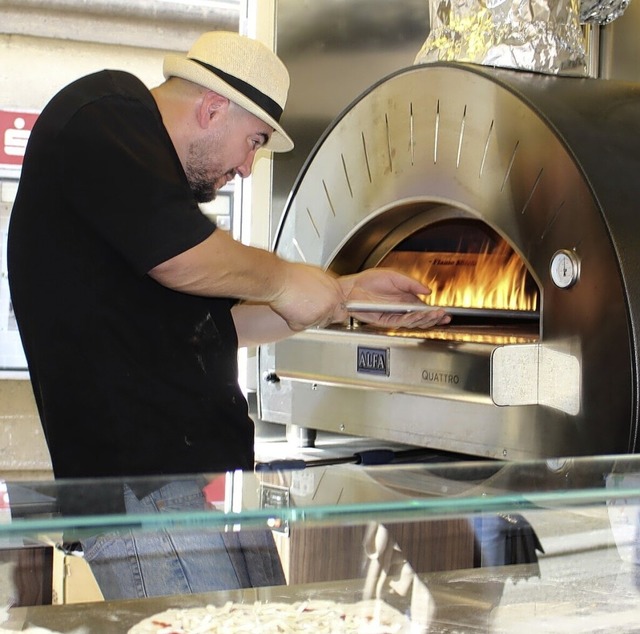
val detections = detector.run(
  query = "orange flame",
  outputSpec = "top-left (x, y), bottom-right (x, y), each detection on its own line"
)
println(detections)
top-left (380, 240), bottom-right (538, 311)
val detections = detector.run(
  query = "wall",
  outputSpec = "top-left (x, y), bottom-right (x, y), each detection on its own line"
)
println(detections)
top-left (600, 0), bottom-right (640, 80)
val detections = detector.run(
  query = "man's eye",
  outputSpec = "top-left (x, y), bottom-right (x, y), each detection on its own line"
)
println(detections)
top-left (252, 136), bottom-right (268, 150)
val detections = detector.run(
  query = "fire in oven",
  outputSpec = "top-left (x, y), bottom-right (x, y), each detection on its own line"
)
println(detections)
top-left (361, 217), bottom-right (539, 338)
top-left (258, 61), bottom-right (640, 461)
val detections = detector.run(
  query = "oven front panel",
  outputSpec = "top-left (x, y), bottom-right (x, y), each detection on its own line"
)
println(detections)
top-left (259, 62), bottom-right (635, 459)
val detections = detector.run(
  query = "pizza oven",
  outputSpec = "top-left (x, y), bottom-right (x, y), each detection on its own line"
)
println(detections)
top-left (257, 59), bottom-right (640, 461)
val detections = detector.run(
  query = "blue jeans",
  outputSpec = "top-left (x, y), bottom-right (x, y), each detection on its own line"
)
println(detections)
top-left (80, 479), bottom-right (285, 600)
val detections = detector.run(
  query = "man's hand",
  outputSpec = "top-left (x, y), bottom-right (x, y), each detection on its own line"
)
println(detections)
top-left (338, 268), bottom-right (451, 329)
top-left (268, 262), bottom-right (348, 331)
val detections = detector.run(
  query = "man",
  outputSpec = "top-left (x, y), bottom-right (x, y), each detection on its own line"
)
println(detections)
top-left (7, 31), bottom-right (449, 599)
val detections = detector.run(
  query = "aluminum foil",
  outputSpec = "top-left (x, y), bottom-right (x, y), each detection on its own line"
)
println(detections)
top-left (415, 0), bottom-right (588, 75)
top-left (581, 0), bottom-right (631, 24)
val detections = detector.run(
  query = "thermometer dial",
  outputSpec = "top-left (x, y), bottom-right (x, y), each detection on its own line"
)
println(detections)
top-left (550, 249), bottom-right (580, 289)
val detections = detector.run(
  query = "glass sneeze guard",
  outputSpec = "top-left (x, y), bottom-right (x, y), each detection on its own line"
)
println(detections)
top-left (1, 453), bottom-right (640, 633)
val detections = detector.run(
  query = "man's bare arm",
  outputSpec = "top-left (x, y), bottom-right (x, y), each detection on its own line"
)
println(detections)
top-left (148, 229), bottom-right (348, 331)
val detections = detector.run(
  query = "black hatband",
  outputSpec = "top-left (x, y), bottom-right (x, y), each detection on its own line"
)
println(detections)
top-left (188, 58), bottom-right (283, 122)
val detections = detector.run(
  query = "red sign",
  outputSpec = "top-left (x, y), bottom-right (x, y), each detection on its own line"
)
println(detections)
top-left (0, 109), bottom-right (39, 169)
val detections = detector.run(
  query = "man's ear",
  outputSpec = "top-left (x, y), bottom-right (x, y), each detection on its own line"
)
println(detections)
top-left (197, 91), bottom-right (229, 129)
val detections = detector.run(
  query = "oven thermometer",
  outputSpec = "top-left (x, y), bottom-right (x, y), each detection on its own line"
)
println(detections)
top-left (550, 249), bottom-right (580, 288)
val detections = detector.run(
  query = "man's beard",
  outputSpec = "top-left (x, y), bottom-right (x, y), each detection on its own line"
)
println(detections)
top-left (187, 169), bottom-right (216, 203)
top-left (185, 139), bottom-right (219, 203)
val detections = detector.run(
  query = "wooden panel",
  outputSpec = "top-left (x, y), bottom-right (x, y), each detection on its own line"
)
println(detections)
top-left (2, 545), bottom-right (53, 606)
top-left (281, 519), bottom-right (476, 586)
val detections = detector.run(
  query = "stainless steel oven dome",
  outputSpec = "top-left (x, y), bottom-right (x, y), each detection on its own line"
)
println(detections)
top-left (259, 61), bottom-right (640, 460)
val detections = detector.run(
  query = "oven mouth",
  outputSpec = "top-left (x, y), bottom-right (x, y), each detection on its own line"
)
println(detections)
top-left (332, 215), bottom-right (541, 345)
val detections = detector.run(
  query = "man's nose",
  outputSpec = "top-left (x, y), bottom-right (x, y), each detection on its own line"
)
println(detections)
top-left (235, 152), bottom-right (257, 179)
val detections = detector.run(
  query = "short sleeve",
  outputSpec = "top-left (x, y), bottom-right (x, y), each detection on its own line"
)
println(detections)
top-left (59, 92), bottom-right (215, 274)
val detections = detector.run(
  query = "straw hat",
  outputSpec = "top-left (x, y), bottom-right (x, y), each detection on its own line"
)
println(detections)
top-left (163, 31), bottom-right (294, 152)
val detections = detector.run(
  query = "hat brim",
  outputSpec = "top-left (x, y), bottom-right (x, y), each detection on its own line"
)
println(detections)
top-left (164, 55), bottom-right (294, 153)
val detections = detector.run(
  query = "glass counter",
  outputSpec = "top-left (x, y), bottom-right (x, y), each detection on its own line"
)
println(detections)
top-left (0, 454), bottom-right (639, 632)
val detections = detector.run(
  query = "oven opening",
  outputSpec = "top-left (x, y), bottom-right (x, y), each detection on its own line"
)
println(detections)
top-left (358, 218), bottom-right (540, 345)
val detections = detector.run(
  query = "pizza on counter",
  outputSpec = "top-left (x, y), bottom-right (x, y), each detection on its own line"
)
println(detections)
top-left (128, 598), bottom-right (411, 633)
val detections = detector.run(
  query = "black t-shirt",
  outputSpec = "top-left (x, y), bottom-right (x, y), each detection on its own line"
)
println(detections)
top-left (8, 70), bottom-right (255, 486)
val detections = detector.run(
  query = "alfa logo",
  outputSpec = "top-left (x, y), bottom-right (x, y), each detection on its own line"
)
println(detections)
top-left (357, 346), bottom-right (389, 376)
